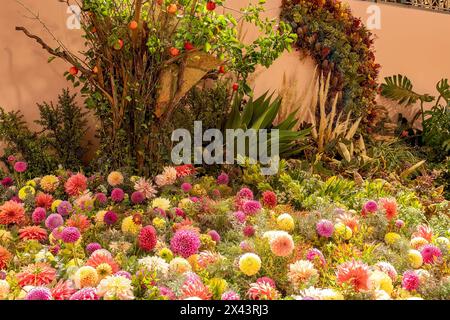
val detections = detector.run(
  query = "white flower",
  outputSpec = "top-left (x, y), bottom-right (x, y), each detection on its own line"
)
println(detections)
top-left (138, 256), bottom-right (169, 278)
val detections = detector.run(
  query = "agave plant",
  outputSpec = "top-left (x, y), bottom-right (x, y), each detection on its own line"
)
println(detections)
top-left (225, 92), bottom-right (311, 158)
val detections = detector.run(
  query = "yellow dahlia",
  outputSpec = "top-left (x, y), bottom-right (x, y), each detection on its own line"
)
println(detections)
top-left (334, 222), bottom-right (352, 240)
top-left (0, 230), bottom-right (12, 244)
top-left (95, 210), bottom-right (107, 225)
top-left (74, 266), bottom-right (98, 288)
top-left (369, 270), bottom-right (393, 295)
top-left (97, 275), bottom-right (134, 300)
top-left (152, 217), bottom-right (166, 229)
top-left (96, 263), bottom-right (113, 280)
top-left (121, 216), bottom-right (141, 235)
top-left (18, 186), bottom-right (35, 201)
top-left (384, 232), bottom-right (401, 245)
top-left (277, 213), bottom-right (294, 231)
top-left (26, 180), bottom-right (36, 187)
top-left (238, 253), bottom-right (261, 276)
top-left (178, 198), bottom-right (193, 209)
top-left (407, 249), bottom-right (423, 269)
top-left (158, 247), bottom-right (174, 262)
top-left (40, 175), bottom-right (59, 193)
top-left (107, 171), bottom-right (124, 187)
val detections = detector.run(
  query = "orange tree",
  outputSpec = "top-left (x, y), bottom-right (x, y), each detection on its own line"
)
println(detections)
top-left (16, 0), bottom-right (296, 175)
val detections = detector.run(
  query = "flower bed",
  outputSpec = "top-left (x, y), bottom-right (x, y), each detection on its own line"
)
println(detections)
top-left (0, 162), bottom-right (448, 300)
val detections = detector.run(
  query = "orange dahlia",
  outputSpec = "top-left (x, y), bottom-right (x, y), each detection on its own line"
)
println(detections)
top-left (0, 200), bottom-right (25, 225)
top-left (336, 260), bottom-right (371, 292)
top-left (16, 263), bottom-right (56, 287)
top-left (66, 214), bottom-right (91, 233)
top-left (180, 273), bottom-right (212, 300)
top-left (0, 246), bottom-right (12, 269)
top-left (86, 249), bottom-right (119, 274)
top-left (64, 173), bottom-right (88, 196)
top-left (35, 193), bottom-right (54, 210)
top-left (413, 224), bottom-right (433, 242)
top-left (19, 226), bottom-right (48, 242)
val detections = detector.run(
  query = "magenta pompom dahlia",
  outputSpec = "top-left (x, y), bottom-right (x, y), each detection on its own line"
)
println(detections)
top-left (111, 188), bottom-right (125, 202)
top-left (32, 207), bottom-right (46, 224)
top-left (61, 227), bottom-right (81, 243)
top-left (86, 242), bottom-right (102, 255)
top-left (242, 200), bottom-right (262, 216)
top-left (131, 191), bottom-right (145, 204)
top-left (316, 219), bottom-right (334, 238)
top-left (421, 245), bottom-right (442, 264)
top-left (402, 270), bottom-right (420, 291)
top-left (45, 214), bottom-right (64, 230)
top-left (70, 287), bottom-right (99, 300)
top-left (25, 287), bottom-right (52, 300)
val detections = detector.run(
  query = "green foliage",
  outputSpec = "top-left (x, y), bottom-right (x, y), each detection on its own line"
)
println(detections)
top-left (0, 89), bottom-right (88, 177)
top-left (381, 75), bottom-right (450, 160)
top-left (35, 89), bottom-right (89, 170)
top-left (381, 74), bottom-right (434, 106)
top-left (0, 108), bottom-right (58, 177)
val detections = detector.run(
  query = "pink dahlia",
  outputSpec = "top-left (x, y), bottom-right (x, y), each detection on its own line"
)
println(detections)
top-left (261, 191), bottom-right (277, 208)
top-left (181, 183), bottom-right (192, 192)
top-left (86, 242), bottom-right (102, 255)
top-left (64, 173), bottom-right (88, 196)
top-left (86, 249), bottom-right (119, 274)
top-left (159, 286), bottom-right (176, 300)
top-left (14, 161), bottom-right (28, 173)
top-left (243, 225), bottom-right (255, 237)
top-left (25, 286), bottom-right (52, 300)
top-left (402, 270), bottom-right (420, 291)
top-left (1, 177), bottom-right (13, 187)
top-left (257, 277), bottom-right (276, 287)
top-left (103, 210), bottom-right (118, 225)
top-left (208, 230), bottom-right (220, 243)
top-left (111, 188), bottom-right (125, 202)
top-left (363, 200), bottom-right (378, 213)
top-left (70, 287), bottom-right (99, 300)
top-left (175, 207), bottom-right (186, 218)
top-left (57, 201), bottom-right (72, 216)
top-left (170, 229), bottom-right (201, 258)
top-left (45, 214), bottom-right (64, 230)
top-left (242, 200), bottom-right (262, 215)
top-left (316, 219), bottom-right (334, 238)
top-left (61, 227), bottom-right (81, 243)
top-left (306, 248), bottom-right (326, 266)
top-left (95, 192), bottom-right (108, 205)
top-left (336, 260), bottom-right (371, 292)
top-left (421, 244), bottom-right (442, 264)
top-left (32, 207), bottom-right (47, 224)
top-left (131, 191), bottom-right (145, 204)
top-left (175, 164), bottom-right (196, 177)
top-left (216, 172), bottom-right (229, 185)
top-left (138, 225), bottom-right (157, 252)
top-left (237, 188), bottom-right (254, 200)
top-left (234, 211), bottom-right (246, 223)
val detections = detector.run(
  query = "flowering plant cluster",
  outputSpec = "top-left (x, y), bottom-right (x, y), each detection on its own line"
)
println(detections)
top-left (0, 159), bottom-right (448, 300)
